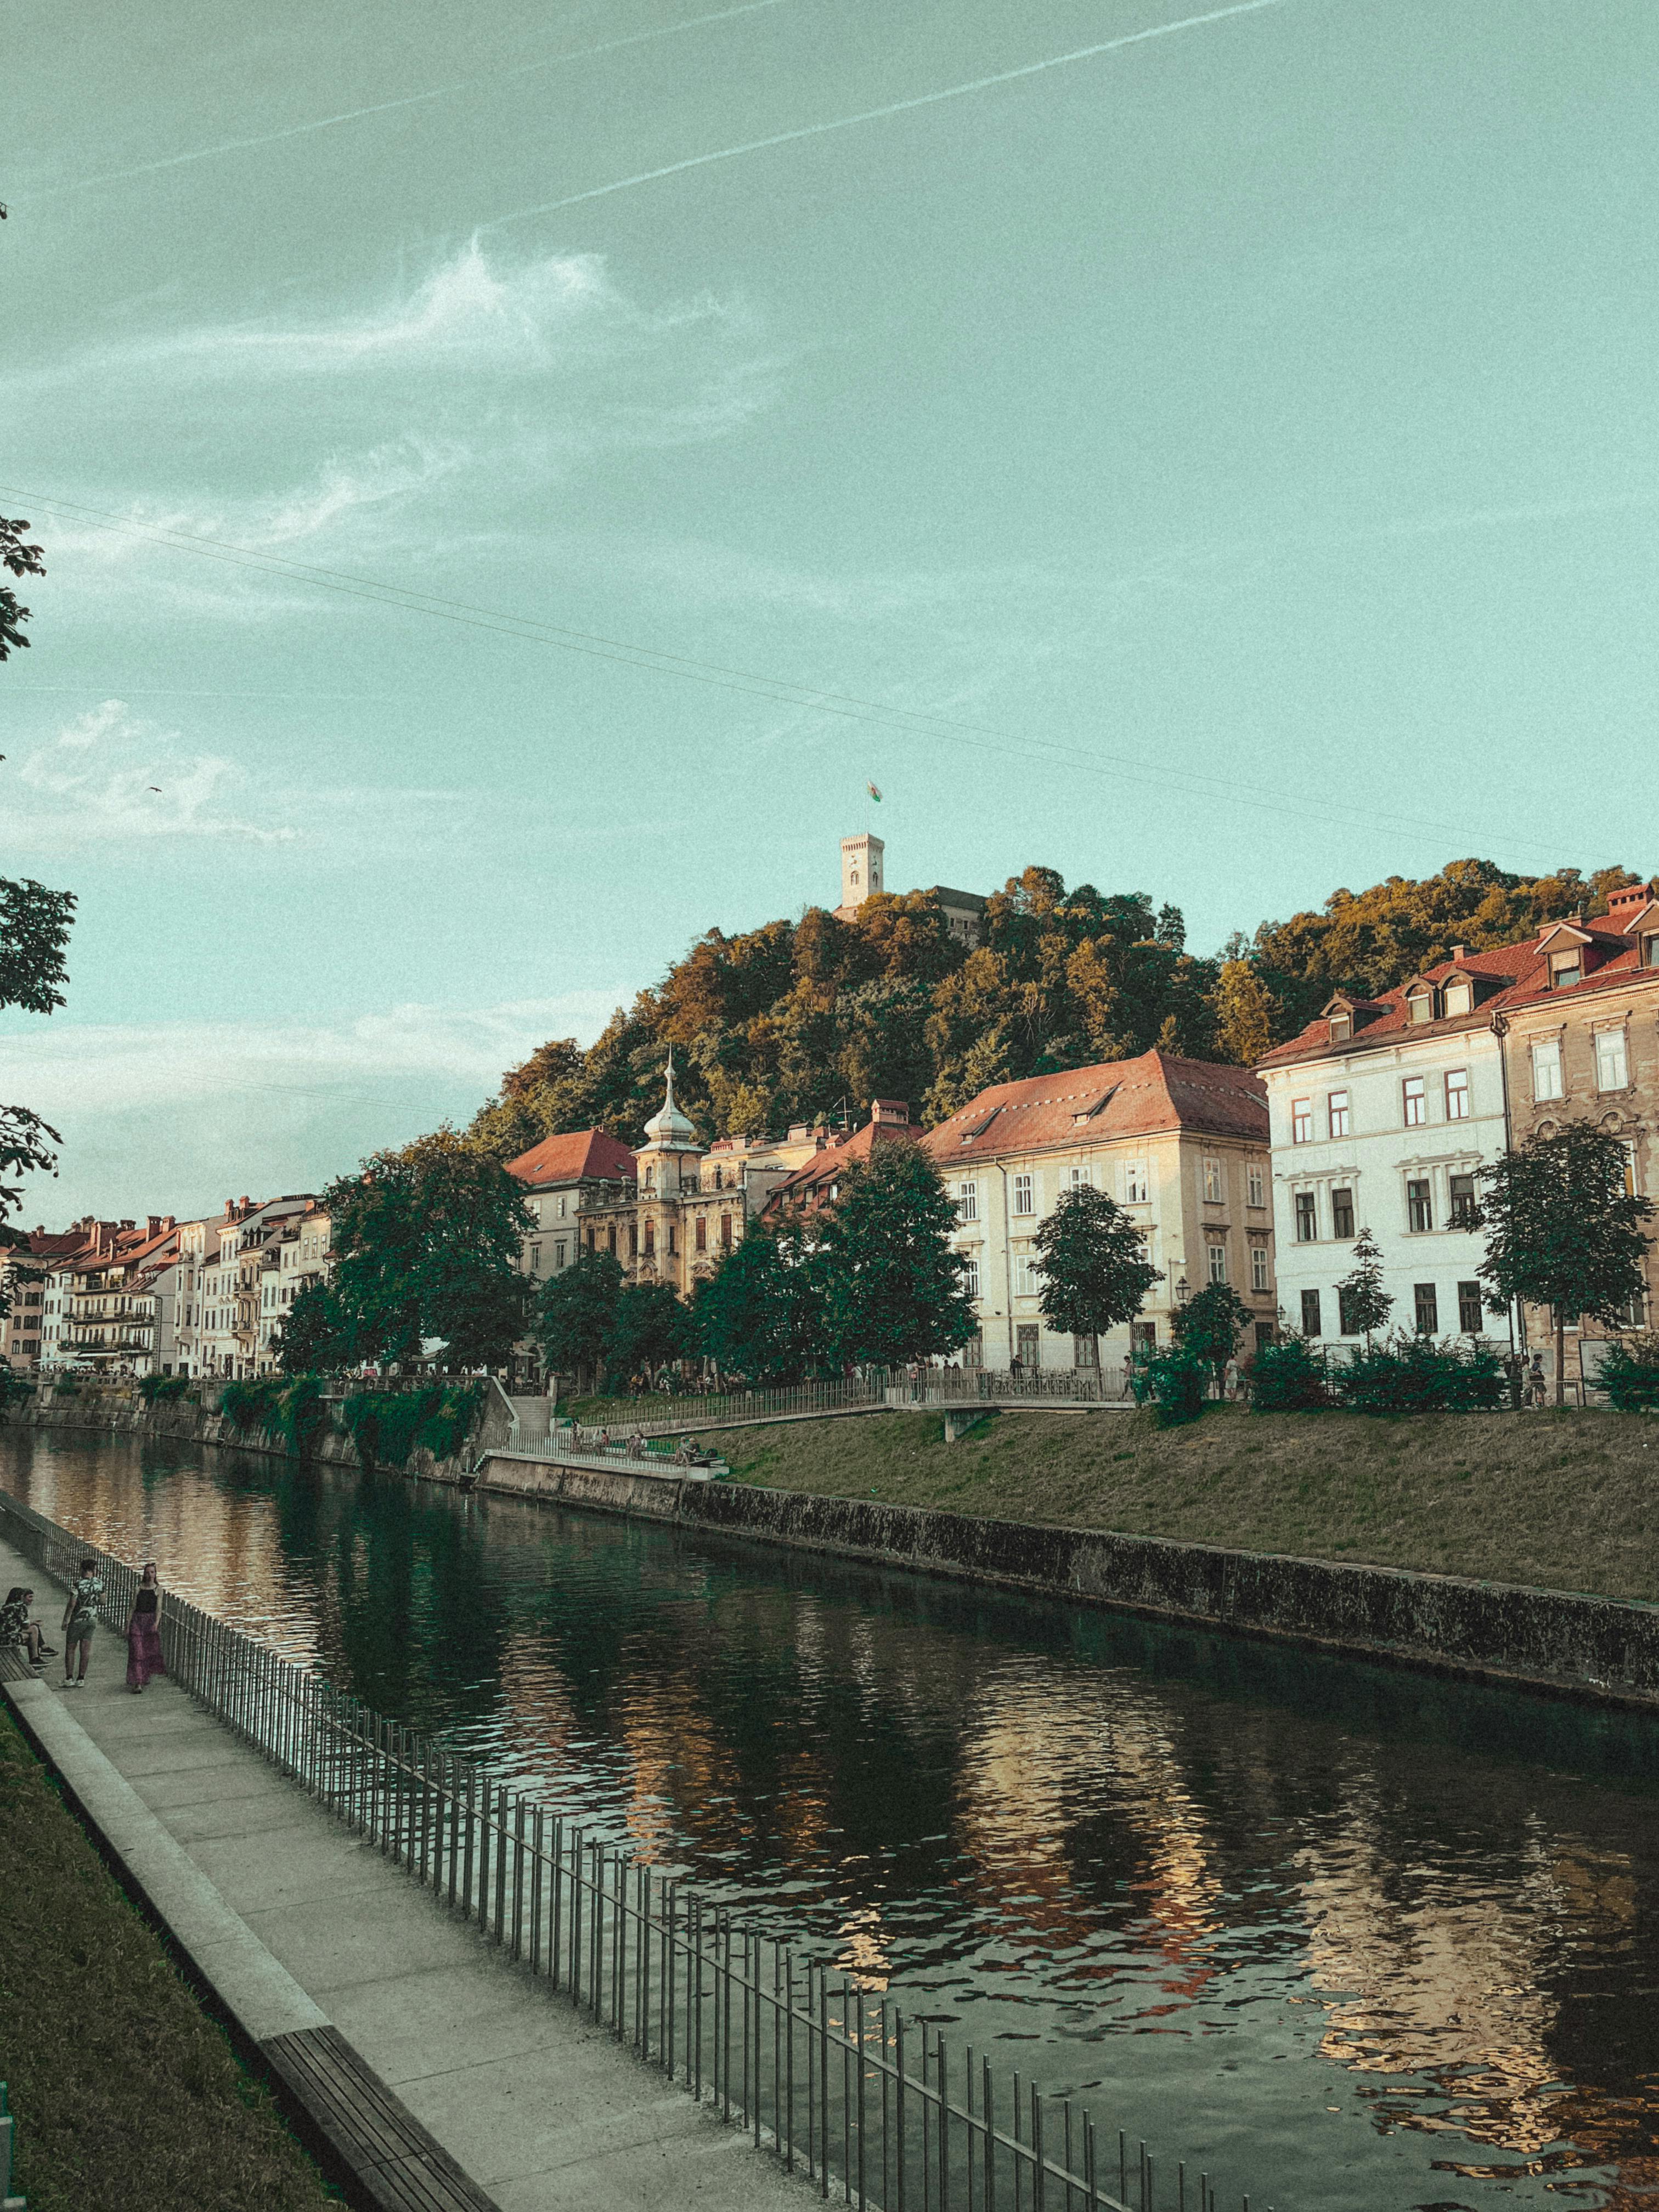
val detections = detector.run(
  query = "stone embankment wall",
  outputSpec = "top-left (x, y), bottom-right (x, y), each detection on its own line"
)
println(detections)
top-left (470, 1451), bottom-right (1659, 1711)
top-left (2, 1385), bottom-right (472, 1485)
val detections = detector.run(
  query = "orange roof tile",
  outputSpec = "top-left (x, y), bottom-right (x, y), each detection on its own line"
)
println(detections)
top-left (921, 1050), bottom-right (1267, 1165)
top-left (506, 1127), bottom-right (639, 1188)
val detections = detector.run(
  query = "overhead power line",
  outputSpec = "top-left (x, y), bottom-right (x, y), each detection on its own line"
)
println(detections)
top-left (0, 483), bottom-right (1555, 865)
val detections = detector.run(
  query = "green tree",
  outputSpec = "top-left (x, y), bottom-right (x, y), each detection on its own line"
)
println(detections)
top-left (1, 515), bottom-right (44, 662)
top-left (1032, 1184), bottom-right (1162, 1372)
top-left (1334, 1228), bottom-right (1394, 1347)
top-left (693, 1215), bottom-right (824, 1384)
top-left (274, 1277), bottom-right (343, 1375)
top-left (535, 1251), bottom-right (624, 1390)
top-left (606, 1278), bottom-right (693, 1381)
top-left (1210, 956), bottom-right (1282, 1064)
top-left (1171, 1282), bottom-right (1251, 1394)
top-left (1476, 1123), bottom-right (1655, 1404)
top-left (816, 1146), bottom-right (976, 1369)
top-left (324, 1128), bottom-right (532, 1368)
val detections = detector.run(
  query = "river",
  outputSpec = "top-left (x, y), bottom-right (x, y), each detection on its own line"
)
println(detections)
top-left (6, 1425), bottom-right (1658, 2212)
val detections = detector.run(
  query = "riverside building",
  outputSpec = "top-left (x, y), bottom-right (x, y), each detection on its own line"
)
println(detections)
top-left (919, 1049), bottom-right (1275, 1376)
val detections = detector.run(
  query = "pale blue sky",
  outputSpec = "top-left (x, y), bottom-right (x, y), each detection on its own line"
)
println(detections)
top-left (4, 0), bottom-right (1656, 1219)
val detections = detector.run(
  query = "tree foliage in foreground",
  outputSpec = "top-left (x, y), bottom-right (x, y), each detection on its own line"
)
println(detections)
top-left (814, 1144), bottom-right (977, 1369)
top-left (535, 1251), bottom-right (624, 1390)
top-left (693, 1216), bottom-right (825, 1385)
top-left (1032, 1184), bottom-right (1161, 1370)
top-left (1476, 1124), bottom-right (1654, 1404)
top-left (1171, 1282), bottom-right (1251, 1390)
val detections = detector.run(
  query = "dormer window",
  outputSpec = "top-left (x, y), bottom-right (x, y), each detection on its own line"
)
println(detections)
top-left (1405, 985), bottom-right (1435, 1024)
top-left (1645, 934), bottom-right (1659, 970)
top-left (1442, 979), bottom-right (1472, 1017)
top-left (1328, 1015), bottom-right (1351, 1042)
top-left (1550, 953), bottom-right (1582, 990)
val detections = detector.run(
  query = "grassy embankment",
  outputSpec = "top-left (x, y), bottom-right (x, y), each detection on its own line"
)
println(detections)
top-left (699, 1406), bottom-right (1659, 1604)
top-left (0, 1702), bottom-right (337, 2212)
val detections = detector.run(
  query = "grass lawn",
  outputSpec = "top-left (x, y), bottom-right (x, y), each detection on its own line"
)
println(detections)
top-left (703, 1405), bottom-right (1659, 1603)
top-left (0, 1701), bottom-right (337, 2212)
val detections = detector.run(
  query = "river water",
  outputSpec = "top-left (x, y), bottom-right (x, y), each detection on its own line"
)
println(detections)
top-left (7, 1426), bottom-right (1659, 2212)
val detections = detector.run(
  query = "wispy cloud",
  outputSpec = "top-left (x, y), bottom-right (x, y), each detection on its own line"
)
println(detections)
top-left (10, 700), bottom-right (301, 846)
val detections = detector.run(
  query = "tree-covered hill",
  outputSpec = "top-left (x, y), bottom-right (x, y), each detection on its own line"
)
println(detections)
top-left (467, 857), bottom-right (1643, 1161)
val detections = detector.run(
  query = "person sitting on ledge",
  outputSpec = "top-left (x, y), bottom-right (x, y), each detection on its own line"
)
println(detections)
top-left (0, 1585), bottom-right (55, 1670)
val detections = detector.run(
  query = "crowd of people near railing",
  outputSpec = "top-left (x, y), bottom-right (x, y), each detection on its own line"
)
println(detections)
top-left (0, 1554), bottom-right (167, 1690)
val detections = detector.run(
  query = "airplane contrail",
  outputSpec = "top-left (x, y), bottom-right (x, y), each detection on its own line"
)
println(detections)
top-left (17, 0), bottom-right (799, 202)
top-left (489, 0), bottom-right (1286, 230)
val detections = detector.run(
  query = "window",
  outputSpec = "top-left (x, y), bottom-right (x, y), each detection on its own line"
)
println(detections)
top-left (1623, 1138), bottom-right (1640, 1196)
top-left (1645, 934), bottom-right (1659, 970)
top-left (1012, 1175), bottom-right (1034, 1216)
top-left (1337, 1286), bottom-right (1359, 1336)
top-left (1013, 1254), bottom-right (1040, 1295)
top-left (1074, 1334), bottom-right (1098, 1367)
top-left (1457, 1280), bottom-right (1483, 1334)
top-left (963, 1332), bottom-right (984, 1369)
top-left (1327, 1090), bottom-right (1350, 1139)
top-left (629, 1225), bottom-right (639, 1259)
top-left (695, 1217), bottom-right (708, 1252)
top-left (720, 1214), bottom-right (733, 1251)
top-left (1207, 1240), bottom-right (1228, 1286)
top-left (1443, 980), bottom-right (1472, 1017)
top-left (1406, 987), bottom-right (1435, 1024)
top-left (1449, 1173), bottom-right (1477, 1229)
top-left (1247, 1164), bottom-right (1266, 1208)
top-left (1017, 1324), bottom-right (1041, 1366)
top-left (1300, 1288), bottom-right (1323, 1337)
top-left (1132, 1319), bottom-right (1158, 1354)
top-left (1407, 1179), bottom-right (1434, 1233)
top-left (1119, 1161), bottom-right (1150, 1205)
top-left (668, 1226), bottom-right (678, 1255)
top-left (1251, 1244), bottom-right (1271, 1293)
top-left (1329, 1014), bottom-right (1351, 1042)
top-left (607, 1227), bottom-right (617, 1256)
top-left (1550, 953), bottom-right (1582, 990)
top-left (1531, 1039), bottom-right (1564, 1101)
top-left (1068, 1165), bottom-right (1091, 1189)
top-left (1402, 1076), bottom-right (1426, 1127)
top-left (1414, 1282), bottom-right (1439, 1335)
top-left (1331, 1187), bottom-right (1355, 1240)
top-left (557, 1195), bottom-right (567, 1218)
top-left (640, 1224), bottom-right (651, 1260)
top-left (1203, 1158), bottom-right (1223, 1203)
top-left (963, 1256), bottom-right (981, 1299)
top-left (1294, 1192), bottom-right (1317, 1242)
top-left (1444, 1068), bottom-right (1470, 1120)
top-left (1291, 1098), bottom-right (1313, 1144)
top-left (1596, 1029), bottom-right (1629, 1092)
top-left (958, 1181), bottom-right (980, 1222)
top-left (530, 1244), bottom-right (541, 1274)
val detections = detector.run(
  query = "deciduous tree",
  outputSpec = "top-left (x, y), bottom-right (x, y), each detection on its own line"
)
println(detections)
top-left (1334, 1228), bottom-right (1394, 1347)
top-left (1171, 1282), bottom-right (1251, 1395)
top-left (1476, 1124), bottom-right (1655, 1404)
top-left (535, 1251), bottom-right (624, 1391)
top-left (815, 1146), bottom-right (975, 1368)
top-left (693, 1215), bottom-right (823, 1384)
top-left (1031, 1184), bottom-right (1161, 1372)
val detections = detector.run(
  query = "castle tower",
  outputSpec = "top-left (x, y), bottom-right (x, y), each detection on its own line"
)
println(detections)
top-left (839, 832), bottom-right (884, 913)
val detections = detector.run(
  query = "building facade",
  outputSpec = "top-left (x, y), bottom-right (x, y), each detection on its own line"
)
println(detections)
top-left (919, 1049), bottom-right (1275, 1373)
top-left (257, 1202), bottom-right (334, 1372)
top-left (1258, 879), bottom-right (1659, 1379)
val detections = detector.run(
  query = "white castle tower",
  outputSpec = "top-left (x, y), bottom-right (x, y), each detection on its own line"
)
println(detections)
top-left (839, 832), bottom-right (884, 913)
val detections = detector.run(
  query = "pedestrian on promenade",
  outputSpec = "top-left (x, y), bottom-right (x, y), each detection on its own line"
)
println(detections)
top-left (0, 1585), bottom-right (55, 1671)
top-left (124, 1561), bottom-right (166, 1694)
top-left (61, 1557), bottom-right (103, 1688)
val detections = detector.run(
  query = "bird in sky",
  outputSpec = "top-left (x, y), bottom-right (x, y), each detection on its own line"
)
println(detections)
top-left (147, 785), bottom-right (162, 793)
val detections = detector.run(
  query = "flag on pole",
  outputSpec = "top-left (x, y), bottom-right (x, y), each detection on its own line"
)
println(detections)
top-left (867, 781), bottom-right (882, 802)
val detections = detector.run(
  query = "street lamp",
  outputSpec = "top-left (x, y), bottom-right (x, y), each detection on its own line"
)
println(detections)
top-left (1175, 1274), bottom-right (1190, 1306)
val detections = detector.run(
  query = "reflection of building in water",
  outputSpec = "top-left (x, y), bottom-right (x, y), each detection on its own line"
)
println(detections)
top-left (953, 1660), bottom-right (1225, 2004)
top-left (1297, 1803), bottom-right (1638, 2171)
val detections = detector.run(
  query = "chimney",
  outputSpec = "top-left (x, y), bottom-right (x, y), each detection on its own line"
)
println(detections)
top-left (148, 1216), bottom-right (163, 1239)
top-left (871, 1099), bottom-right (911, 1126)
top-left (1449, 945), bottom-right (1468, 962)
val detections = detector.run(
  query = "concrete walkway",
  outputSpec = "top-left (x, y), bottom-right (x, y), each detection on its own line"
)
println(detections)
top-left (0, 1532), bottom-right (809, 2212)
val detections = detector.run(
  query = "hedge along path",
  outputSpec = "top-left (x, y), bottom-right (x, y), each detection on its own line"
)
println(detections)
top-left (0, 1700), bottom-right (338, 2212)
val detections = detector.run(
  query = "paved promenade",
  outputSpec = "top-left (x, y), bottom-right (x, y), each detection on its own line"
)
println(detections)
top-left (0, 1531), bottom-right (807, 2212)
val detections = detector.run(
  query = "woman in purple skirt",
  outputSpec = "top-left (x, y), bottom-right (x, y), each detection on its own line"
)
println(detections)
top-left (125, 1562), bottom-right (166, 1692)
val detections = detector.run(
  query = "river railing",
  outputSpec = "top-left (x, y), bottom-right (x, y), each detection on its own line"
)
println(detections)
top-left (0, 1486), bottom-right (1275, 2212)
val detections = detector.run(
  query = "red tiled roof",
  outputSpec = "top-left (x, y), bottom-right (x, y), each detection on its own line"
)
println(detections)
top-left (1259, 887), bottom-right (1659, 1070)
top-left (506, 1127), bottom-right (638, 1188)
top-left (766, 1115), bottom-right (919, 1207)
top-left (921, 1050), bottom-right (1267, 1167)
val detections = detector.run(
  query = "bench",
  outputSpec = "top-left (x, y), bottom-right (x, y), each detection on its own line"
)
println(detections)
top-left (261, 2027), bottom-right (501, 2212)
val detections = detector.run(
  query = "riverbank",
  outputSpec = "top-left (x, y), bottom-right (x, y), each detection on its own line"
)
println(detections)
top-left (699, 1404), bottom-right (1659, 1604)
top-left (0, 1699), bottom-right (336, 2212)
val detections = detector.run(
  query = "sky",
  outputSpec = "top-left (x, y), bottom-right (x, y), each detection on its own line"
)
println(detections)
top-left (3, 0), bottom-right (1657, 1224)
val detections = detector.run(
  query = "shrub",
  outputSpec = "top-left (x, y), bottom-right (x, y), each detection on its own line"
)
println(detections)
top-left (1248, 1335), bottom-right (1329, 1413)
top-left (340, 1383), bottom-right (484, 1470)
top-left (1331, 1333), bottom-right (1505, 1417)
top-left (1595, 1332), bottom-right (1659, 1413)
top-left (1131, 1345), bottom-right (1209, 1428)
top-left (138, 1374), bottom-right (190, 1405)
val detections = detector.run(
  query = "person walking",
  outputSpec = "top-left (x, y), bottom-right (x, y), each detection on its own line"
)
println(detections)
top-left (124, 1562), bottom-right (166, 1694)
top-left (60, 1557), bottom-right (104, 1688)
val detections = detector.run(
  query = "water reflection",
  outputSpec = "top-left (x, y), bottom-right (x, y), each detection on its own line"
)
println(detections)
top-left (8, 1427), bottom-right (1659, 2211)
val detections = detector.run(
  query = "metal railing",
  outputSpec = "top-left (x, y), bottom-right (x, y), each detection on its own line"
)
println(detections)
top-left (568, 1373), bottom-right (896, 1437)
top-left (0, 1487), bottom-right (1276, 2212)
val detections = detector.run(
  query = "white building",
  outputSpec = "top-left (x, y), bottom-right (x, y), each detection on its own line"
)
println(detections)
top-left (257, 1203), bottom-right (333, 1372)
top-left (1257, 979), bottom-right (1514, 1347)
